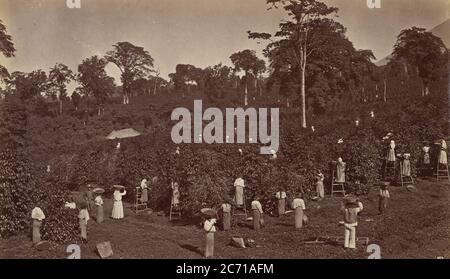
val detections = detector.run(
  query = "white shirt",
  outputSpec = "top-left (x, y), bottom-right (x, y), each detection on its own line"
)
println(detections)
top-left (234, 178), bottom-right (245, 187)
top-left (380, 190), bottom-right (390, 198)
top-left (140, 179), bottom-right (148, 189)
top-left (204, 219), bottom-right (217, 233)
top-left (251, 200), bottom-right (263, 214)
top-left (32, 207), bottom-right (46, 221)
top-left (114, 190), bottom-right (126, 201)
top-left (95, 196), bottom-right (104, 206)
top-left (275, 191), bottom-right (286, 199)
top-left (78, 209), bottom-right (90, 224)
top-left (221, 203), bottom-right (231, 213)
top-left (292, 198), bottom-right (306, 210)
top-left (64, 202), bottom-right (77, 209)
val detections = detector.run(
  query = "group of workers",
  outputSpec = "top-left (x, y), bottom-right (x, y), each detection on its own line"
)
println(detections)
top-left (30, 138), bottom-right (447, 257)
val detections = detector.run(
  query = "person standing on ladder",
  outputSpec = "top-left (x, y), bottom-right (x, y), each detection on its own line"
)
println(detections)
top-left (234, 177), bottom-right (245, 208)
top-left (438, 139), bottom-right (447, 166)
top-left (140, 178), bottom-right (149, 206)
top-left (275, 190), bottom-right (287, 216)
top-left (171, 181), bottom-right (180, 208)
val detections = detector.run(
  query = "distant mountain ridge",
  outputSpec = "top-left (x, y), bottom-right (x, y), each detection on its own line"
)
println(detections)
top-left (376, 18), bottom-right (450, 66)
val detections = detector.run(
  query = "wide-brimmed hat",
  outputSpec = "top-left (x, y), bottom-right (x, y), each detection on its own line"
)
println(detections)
top-left (200, 208), bottom-right (216, 218)
top-left (93, 187), bottom-right (105, 194)
top-left (113, 185), bottom-right (125, 190)
top-left (343, 195), bottom-right (358, 207)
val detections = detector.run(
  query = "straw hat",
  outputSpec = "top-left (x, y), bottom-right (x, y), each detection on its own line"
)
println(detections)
top-left (113, 185), bottom-right (125, 190)
top-left (93, 187), bottom-right (105, 195)
top-left (200, 208), bottom-right (216, 218)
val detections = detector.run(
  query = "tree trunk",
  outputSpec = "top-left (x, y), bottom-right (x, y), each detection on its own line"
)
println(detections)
top-left (259, 79), bottom-right (262, 97)
top-left (244, 71), bottom-right (248, 106)
top-left (153, 80), bottom-right (158, 95)
top-left (286, 96), bottom-right (290, 108)
top-left (300, 63), bottom-right (306, 128)
top-left (383, 79), bottom-right (387, 103)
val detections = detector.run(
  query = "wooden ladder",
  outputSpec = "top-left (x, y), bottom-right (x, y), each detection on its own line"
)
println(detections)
top-left (169, 198), bottom-right (182, 221)
top-left (331, 168), bottom-right (346, 196)
top-left (233, 193), bottom-right (248, 219)
top-left (133, 188), bottom-right (148, 213)
top-left (436, 162), bottom-right (450, 183)
top-left (400, 161), bottom-right (414, 187)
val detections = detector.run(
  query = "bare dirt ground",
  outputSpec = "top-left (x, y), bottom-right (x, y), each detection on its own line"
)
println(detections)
top-left (1, 179), bottom-right (449, 259)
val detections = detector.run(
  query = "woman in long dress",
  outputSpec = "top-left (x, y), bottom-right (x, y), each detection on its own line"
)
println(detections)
top-left (292, 196), bottom-right (306, 229)
top-left (221, 202), bottom-right (231, 231)
top-left (171, 181), bottom-right (180, 207)
top-left (203, 217), bottom-right (216, 258)
top-left (140, 178), bottom-right (149, 205)
top-left (387, 140), bottom-right (396, 162)
top-left (95, 194), bottom-right (104, 223)
top-left (111, 188), bottom-right (127, 219)
top-left (251, 200), bottom-right (264, 230)
top-left (401, 153), bottom-right (411, 177)
top-left (234, 178), bottom-right (245, 207)
top-left (439, 140), bottom-right (447, 165)
top-left (316, 170), bottom-right (325, 199)
top-left (336, 157), bottom-right (346, 183)
top-left (78, 203), bottom-right (90, 243)
top-left (31, 207), bottom-right (45, 244)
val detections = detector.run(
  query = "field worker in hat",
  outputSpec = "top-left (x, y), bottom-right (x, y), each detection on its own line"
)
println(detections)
top-left (112, 186), bottom-right (127, 219)
top-left (251, 198), bottom-right (264, 230)
top-left (203, 213), bottom-right (217, 258)
top-left (140, 178), bottom-right (149, 205)
top-left (171, 181), bottom-right (180, 207)
top-left (401, 153), bottom-right (412, 177)
top-left (275, 190), bottom-right (287, 216)
top-left (316, 170), bottom-right (325, 199)
top-left (95, 193), bottom-right (104, 223)
top-left (85, 184), bottom-right (95, 212)
top-left (336, 157), bottom-right (346, 184)
top-left (422, 144), bottom-right (431, 176)
top-left (341, 197), bottom-right (363, 249)
top-left (387, 140), bottom-right (396, 162)
top-left (220, 201), bottom-right (232, 231)
top-left (234, 177), bottom-right (245, 208)
top-left (78, 202), bottom-right (90, 243)
top-left (439, 139), bottom-right (447, 165)
top-left (292, 194), bottom-right (307, 229)
top-left (31, 206), bottom-right (46, 244)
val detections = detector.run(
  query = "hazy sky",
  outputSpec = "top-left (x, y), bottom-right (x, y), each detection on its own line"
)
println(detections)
top-left (0, 0), bottom-right (449, 90)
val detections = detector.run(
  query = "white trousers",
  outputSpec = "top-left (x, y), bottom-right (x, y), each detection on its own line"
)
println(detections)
top-left (344, 223), bottom-right (357, 249)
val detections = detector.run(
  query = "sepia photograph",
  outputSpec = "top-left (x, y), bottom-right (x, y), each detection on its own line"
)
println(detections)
top-left (0, 0), bottom-right (449, 262)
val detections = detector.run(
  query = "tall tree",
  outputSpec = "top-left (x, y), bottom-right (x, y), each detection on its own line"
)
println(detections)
top-left (77, 56), bottom-right (115, 115)
top-left (230, 49), bottom-right (263, 106)
top-left (105, 42), bottom-right (154, 104)
top-left (252, 59), bottom-right (266, 97)
top-left (47, 63), bottom-right (74, 114)
top-left (249, 0), bottom-right (340, 128)
top-left (391, 27), bottom-right (448, 96)
top-left (0, 19), bottom-right (15, 86)
top-left (8, 70), bottom-right (48, 100)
